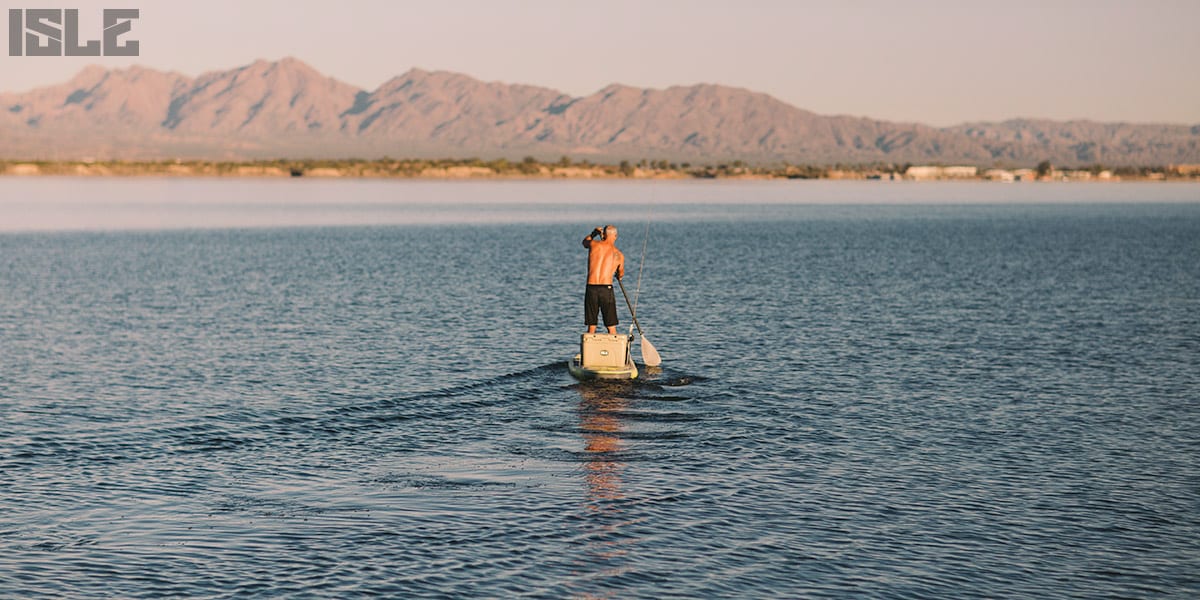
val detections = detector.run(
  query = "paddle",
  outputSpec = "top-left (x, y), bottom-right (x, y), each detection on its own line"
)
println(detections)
top-left (616, 277), bottom-right (662, 367)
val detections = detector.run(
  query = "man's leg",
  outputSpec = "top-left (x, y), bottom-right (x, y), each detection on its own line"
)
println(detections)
top-left (600, 287), bottom-right (619, 335)
top-left (585, 286), bottom-right (599, 334)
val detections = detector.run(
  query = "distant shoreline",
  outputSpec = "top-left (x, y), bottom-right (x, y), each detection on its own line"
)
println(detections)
top-left (1, 159), bottom-right (1197, 182)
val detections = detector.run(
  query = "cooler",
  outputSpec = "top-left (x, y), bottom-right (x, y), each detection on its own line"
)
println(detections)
top-left (580, 333), bottom-right (629, 368)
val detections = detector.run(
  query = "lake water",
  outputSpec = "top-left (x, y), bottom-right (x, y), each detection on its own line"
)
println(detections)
top-left (1, 180), bottom-right (1198, 597)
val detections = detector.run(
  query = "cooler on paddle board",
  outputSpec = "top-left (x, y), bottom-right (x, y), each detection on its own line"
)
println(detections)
top-left (569, 333), bottom-right (638, 380)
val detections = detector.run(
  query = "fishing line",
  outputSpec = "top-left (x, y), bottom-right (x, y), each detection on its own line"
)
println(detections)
top-left (632, 185), bottom-right (652, 319)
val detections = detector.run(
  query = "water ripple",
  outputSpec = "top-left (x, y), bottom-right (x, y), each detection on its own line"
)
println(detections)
top-left (2, 203), bottom-right (1198, 597)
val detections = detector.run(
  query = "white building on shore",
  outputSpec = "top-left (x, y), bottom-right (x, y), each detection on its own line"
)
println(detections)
top-left (905, 165), bottom-right (979, 180)
top-left (984, 169), bottom-right (1015, 182)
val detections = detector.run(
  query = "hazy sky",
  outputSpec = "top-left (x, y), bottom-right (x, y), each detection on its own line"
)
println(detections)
top-left (2, 0), bottom-right (1197, 126)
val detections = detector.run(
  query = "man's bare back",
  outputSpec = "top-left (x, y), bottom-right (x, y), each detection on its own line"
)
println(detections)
top-left (583, 229), bottom-right (625, 285)
top-left (582, 225), bottom-right (625, 334)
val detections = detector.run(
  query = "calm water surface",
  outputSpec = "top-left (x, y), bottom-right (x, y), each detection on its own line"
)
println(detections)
top-left (1, 180), bottom-right (1198, 597)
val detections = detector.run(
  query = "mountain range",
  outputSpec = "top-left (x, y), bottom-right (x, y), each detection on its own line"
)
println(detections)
top-left (2, 57), bottom-right (1198, 165)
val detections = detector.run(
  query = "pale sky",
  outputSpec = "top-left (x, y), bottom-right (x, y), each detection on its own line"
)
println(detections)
top-left (1, 0), bottom-right (1197, 126)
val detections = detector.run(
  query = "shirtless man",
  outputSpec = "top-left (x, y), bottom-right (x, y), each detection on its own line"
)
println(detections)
top-left (581, 224), bottom-right (625, 334)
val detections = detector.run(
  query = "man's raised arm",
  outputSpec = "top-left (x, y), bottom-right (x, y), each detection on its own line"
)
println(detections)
top-left (582, 227), bottom-right (602, 248)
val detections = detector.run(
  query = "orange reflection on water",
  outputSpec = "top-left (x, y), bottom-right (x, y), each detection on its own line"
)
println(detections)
top-left (578, 385), bottom-right (628, 507)
top-left (570, 383), bottom-right (642, 597)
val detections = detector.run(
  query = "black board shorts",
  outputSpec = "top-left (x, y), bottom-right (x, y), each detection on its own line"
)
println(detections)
top-left (584, 284), bottom-right (618, 327)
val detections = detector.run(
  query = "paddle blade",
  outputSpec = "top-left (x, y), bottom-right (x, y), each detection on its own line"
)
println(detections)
top-left (640, 335), bottom-right (662, 367)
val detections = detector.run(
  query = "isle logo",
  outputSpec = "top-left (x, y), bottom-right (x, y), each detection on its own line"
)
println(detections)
top-left (8, 8), bottom-right (139, 56)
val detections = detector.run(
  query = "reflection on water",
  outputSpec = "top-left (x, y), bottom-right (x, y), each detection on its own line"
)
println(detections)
top-left (573, 383), bottom-right (637, 595)
top-left (579, 385), bottom-right (627, 507)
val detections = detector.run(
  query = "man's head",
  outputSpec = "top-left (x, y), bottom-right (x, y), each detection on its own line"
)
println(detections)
top-left (603, 224), bottom-right (618, 241)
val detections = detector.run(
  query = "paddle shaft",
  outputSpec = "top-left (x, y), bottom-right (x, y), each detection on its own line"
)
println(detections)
top-left (616, 277), bottom-right (646, 337)
top-left (616, 275), bottom-right (663, 367)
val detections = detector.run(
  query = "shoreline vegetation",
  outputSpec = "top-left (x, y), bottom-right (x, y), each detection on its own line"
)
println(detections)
top-left (2, 157), bottom-right (1198, 181)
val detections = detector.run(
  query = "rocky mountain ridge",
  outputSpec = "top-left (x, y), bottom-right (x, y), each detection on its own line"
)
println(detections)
top-left (2, 57), bottom-right (1197, 165)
